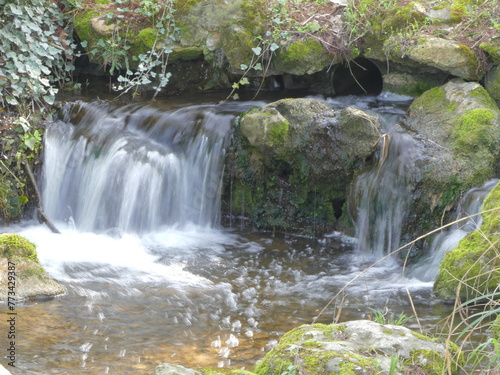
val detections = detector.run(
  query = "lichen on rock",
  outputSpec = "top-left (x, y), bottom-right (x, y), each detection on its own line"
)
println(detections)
top-left (0, 234), bottom-right (65, 301)
top-left (253, 320), bottom-right (462, 375)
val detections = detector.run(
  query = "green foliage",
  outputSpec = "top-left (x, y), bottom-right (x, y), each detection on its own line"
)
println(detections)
top-left (78, 0), bottom-right (179, 97)
top-left (0, 0), bottom-right (74, 112)
top-left (369, 308), bottom-right (413, 325)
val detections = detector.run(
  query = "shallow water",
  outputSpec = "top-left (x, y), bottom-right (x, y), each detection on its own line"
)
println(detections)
top-left (2, 222), bottom-right (452, 375)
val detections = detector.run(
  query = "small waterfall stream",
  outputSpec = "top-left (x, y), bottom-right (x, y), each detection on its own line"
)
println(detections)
top-left (1, 93), bottom-right (495, 374)
top-left (42, 101), bottom-right (236, 233)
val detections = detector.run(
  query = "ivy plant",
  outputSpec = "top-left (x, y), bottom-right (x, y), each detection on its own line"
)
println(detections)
top-left (0, 0), bottom-right (75, 113)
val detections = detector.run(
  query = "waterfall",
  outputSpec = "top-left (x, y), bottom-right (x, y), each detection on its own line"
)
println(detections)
top-left (351, 129), bottom-right (420, 260)
top-left (408, 179), bottom-right (499, 282)
top-left (42, 100), bottom-right (235, 234)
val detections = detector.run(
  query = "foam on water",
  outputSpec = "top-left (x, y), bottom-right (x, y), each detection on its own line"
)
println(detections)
top-left (14, 223), bottom-right (237, 288)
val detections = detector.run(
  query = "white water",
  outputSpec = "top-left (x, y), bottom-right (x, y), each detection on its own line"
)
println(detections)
top-left (408, 178), bottom-right (499, 281)
top-left (42, 101), bottom-right (236, 233)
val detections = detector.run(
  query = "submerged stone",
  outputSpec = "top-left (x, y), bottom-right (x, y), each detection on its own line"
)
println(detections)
top-left (434, 180), bottom-right (500, 302)
top-left (253, 320), bottom-right (462, 375)
top-left (0, 234), bottom-right (65, 301)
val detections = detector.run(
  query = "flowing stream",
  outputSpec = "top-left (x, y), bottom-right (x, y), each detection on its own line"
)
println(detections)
top-left (0, 92), bottom-right (493, 374)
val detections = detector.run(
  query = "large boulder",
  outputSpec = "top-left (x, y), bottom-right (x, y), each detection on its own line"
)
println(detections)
top-left (225, 98), bottom-right (381, 236)
top-left (405, 37), bottom-right (485, 81)
top-left (0, 234), bottom-right (64, 301)
top-left (253, 321), bottom-right (462, 375)
top-left (433, 180), bottom-right (500, 302)
top-left (401, 79), bottom-right (500, 240)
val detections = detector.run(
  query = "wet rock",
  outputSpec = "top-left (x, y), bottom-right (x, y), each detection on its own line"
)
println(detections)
top-left (434, 180), bottom-right (500, 302)
top-left (226, 98), bottom-right (381, 236)
top-left (253, 320), bottom-right (462, 375)
top-left (401, 78), bottom-right (500, 240)
top-left (0, 234), bottom-right (65, 301)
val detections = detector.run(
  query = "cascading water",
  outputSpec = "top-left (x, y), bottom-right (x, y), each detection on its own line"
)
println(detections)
top-left (408, 178), bottom-right (499, 281)
top-left (351, 130), bottom-right (419, 260)
top-left (42, 101), bottom-right (234, 233)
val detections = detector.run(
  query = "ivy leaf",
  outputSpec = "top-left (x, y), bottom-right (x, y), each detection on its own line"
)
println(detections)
top-left (252, 47), bottom-right (262, 56)
top-left (240, 64), bottom-right (248, 70)
top-left (270, 43), bottom-right (279, 52)
top-left (239, 77), bottom-right (250, 85)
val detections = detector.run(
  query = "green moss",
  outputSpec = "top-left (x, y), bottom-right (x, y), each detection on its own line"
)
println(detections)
top-left (267, 118), bottom-right (289, 146)
top-left (74, 9), bottom-right (100, 43)
top-left (0, 234), bottom-right (38, 262)
top-left (452, 108), bottom-right (496, 153)
top-left (274, 39), bottom-right (332, 75)
top-left (480, 42), bottom-right (500, 64)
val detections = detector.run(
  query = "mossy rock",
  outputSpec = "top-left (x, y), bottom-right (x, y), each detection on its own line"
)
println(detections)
top-left (433, 180), bottom-right (500, 301)
top-left (273, 39), bottom-right (337, 75)
top-left (485, 65), bottom-right (500, 101)
top-left (226, 98), bottom-right (380, 236)
top-left (480, 40), bottom-right (500, 65)
top-left (253, 320), bottom-right (462, 375)
top-left (0, 234), bottom-right (65, 301)
top-left (403, 79), bottom-right (500, 239)
top-left (406, 37), bottom-right (485, 80)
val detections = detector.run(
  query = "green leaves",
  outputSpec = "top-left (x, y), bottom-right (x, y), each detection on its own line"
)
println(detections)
top-left (0, 0), bottom-right (74, 111)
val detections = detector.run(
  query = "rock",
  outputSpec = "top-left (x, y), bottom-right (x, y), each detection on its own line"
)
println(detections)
top-left (152, 363), bottom-right (200, 375)
top-left (401, 79), bottom-right (500, 239)
top-left (273, 39), bottom-right (338, 75)
top-left (253, 320), bottom-right (462, 375)
top-left (433, 180), bottom-right (500, 302)
top-left (485, 65), bottom-right (500, 101)
top-left (0, 234), bottom-right (65, 301)
top-left (406, 37), bottom-right (484, 81)
top-left (226, 98), bottom-right (381, 235)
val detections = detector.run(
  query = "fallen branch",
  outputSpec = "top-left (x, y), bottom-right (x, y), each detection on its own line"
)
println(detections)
top-left (22, 161), bottom-right (60, 234)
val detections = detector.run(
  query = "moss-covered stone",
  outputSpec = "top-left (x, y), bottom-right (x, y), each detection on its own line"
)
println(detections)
top-left (485, 65), bottom-right (500, 101)
top-left (433, 180), bottom-right (500, 301)
top-left (403, 79), bottom-right (500, 241)
top-left (0, 234), bottom-right (65, 301)
top-left (273, 39), bottom-right (336, 75)
top-left (253, 320), bottom-right (462, 375)
top-left (0, 233), bottom-right (38, 262)
top-left (225, 98), bottom-right (381, 236)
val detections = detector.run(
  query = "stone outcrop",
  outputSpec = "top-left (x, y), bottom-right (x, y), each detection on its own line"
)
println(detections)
top-left (225, 98), bottom-right (381, 236)
top-left (71, 0), bottom-right (500, 97)
top-left (0, 234), bottom-right (64, 301)
top-left (433, 180), bottom-right (500, 301)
